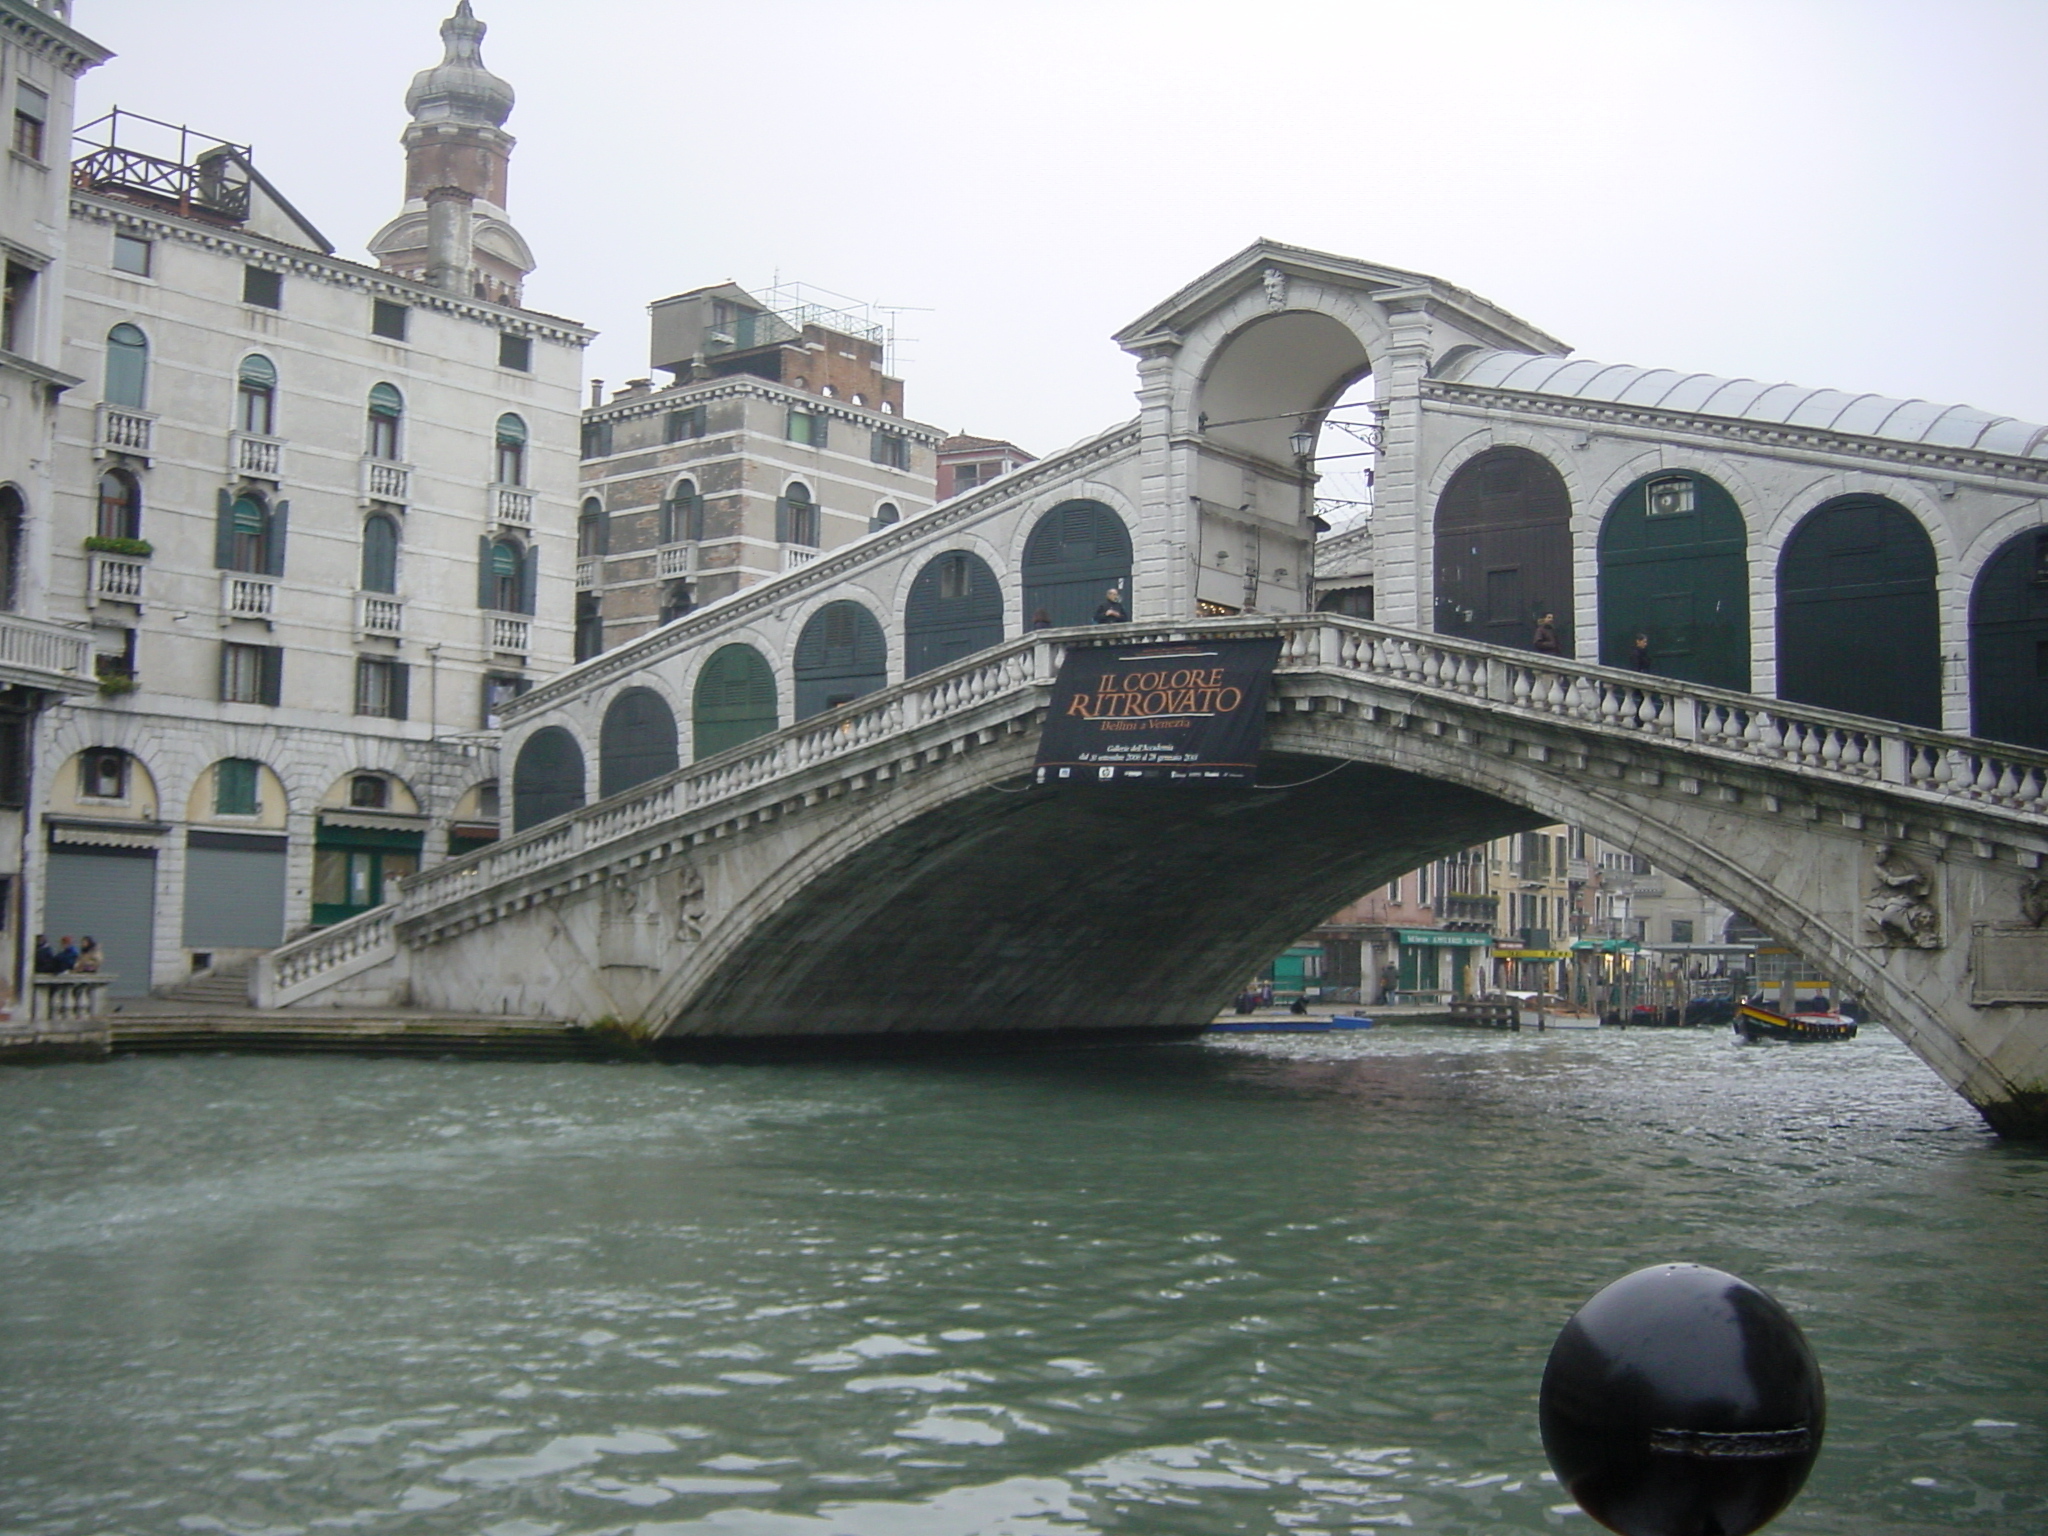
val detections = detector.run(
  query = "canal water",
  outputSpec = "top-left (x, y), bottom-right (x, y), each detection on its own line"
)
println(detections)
top-left (1, 1026), bottom-right (2042, 1536)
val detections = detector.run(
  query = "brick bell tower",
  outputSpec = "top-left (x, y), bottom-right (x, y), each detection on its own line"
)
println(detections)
top-left (368, 1), bottom-right (535, 305)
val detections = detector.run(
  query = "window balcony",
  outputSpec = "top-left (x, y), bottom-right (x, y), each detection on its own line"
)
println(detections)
top-left (361, 457), bottom-right (410, 504)
top-left (222, 572), bottom-right (277, 620)
top-left (357, 593), bottom-right (403, 637)
top-left (486, 614), bottom-right (529, 655)
top-left (88, 553), bottom-right (145, 606)
top-left (781, 545), bottom-right (819, 572)
top-left (575, 556), bottom-right (598, 590)
top-left (231, 430), bottom-right (283, 480)
top-left (490, 484), bottom-right (533, 528)
top-left (658, 543), bottom-right (692, 578)
top-left (94, 403), bottom-right (153, 459)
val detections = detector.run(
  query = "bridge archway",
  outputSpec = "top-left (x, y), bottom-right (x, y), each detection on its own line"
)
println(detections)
top-left (1021, 501), bottom-right (1132, 629)
top-left (794, 601), bottom-right (887, 720)
top-left (1195, 309), bottom-right (1372, 466)
top-left (598, 686), bottom-right (680, 798)
top-left (904, 551), bottom-right (1002, 677)
top-left (1969, 527), bottom-right (2048, 749)
top-left (1434, 447), bottom-right (1575, 655)
top-left (693, 644), bottom-right (778, 760)
top-left (512, 727), bottom-right (584, 832)
top-left (1777, 495), bottom-right (1940, 727)
top-left (1597, 471), bottom-right (1750, 689)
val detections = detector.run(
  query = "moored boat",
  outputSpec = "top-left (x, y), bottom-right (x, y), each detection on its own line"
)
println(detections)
top-left (1208, 1014), bottom-right (1376, 1035)
top-left (1733, 1002), bottom-right (1858, 1042)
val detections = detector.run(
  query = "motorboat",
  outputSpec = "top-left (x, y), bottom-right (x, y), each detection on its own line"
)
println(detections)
top-left (1733, 1001), bottom-right (1858, 1043)
top-left (1508, 991), bottom-right (1601, 1030)
top-left (1208, 1014), bottom-right (1375, 1035)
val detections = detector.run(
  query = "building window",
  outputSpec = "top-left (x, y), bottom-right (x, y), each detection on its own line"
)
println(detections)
top-left (1645, 476), bottom-right (1696, 518)
top-left (953, 462), bottom-right (981, 492)
top-left (112, 233), bottom-right (152, 277)
top-left (361, 512), bottom-right (399, 593)
top-left (220, 644), bottom-right (281, 706)
top-left (12, 82), bottom-right (46, 160)
top-left (777, 483), bottom-right (819, 547)
top-left (494, 413), bottom-right (527, 484)
top-left (660, 579), bottom-right (694, 625)
top-left (371, 298), bottom-right (408, 341)
top-left (242, 266), bottom-right (282, 309)
top-left (663, 480), bottom-right (704, 543)
top-left (215, 757), bottom-right (262, 815)
top-left (349, 773), bottom-right (390, 809)
top-left (481, 535), bottom-right (534, 613)
top-left (871, 502), bottom-right (900, 532)
top-left (580, 420), bottom-right (613, 459)
top-left (1670, 918), bottom-right (1695, 944)
top-left (871, 431), bottom-right (910, 470)
top-left (786, 409), bottom-right (827, 448)
top-left (938, 552), bottom-right (971, 601)
top-left (366, 383), bottom-right (402, 460)
top-left (574, 592), bottom-right (603, 662)
top-left (80, 748), bottom-right (129, 800)
top-left (103, 323), bottom-right (148, 407)
top-left (225, 492), bottom-right (270, 573)
top-left (482, 672), bottom-right (528, 729)
top-left (498, 333), bottom-right (531, 371)
top-left (665, 407), bottom-right (706, 443)
top-left (2, 262), bottom-right (34, 353)
top-left (354, 657), bottom-right (408, 719)
top-left (577, 498), bottom-right (607, 558)
top-left (237, 354), bottom-right (277, 435)
top-left (97, 470), bottom-right (142, 540)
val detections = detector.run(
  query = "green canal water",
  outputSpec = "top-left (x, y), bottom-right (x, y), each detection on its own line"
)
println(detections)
top-left (0, 1026), bottom-right (2042, 1535)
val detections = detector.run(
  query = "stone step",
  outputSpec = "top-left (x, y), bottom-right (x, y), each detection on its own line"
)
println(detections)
top-left (106, 1015), bottom-right (605, 1059)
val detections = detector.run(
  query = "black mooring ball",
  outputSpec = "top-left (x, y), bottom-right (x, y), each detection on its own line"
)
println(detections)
top-left (1539, 1264), bottom-right (1825, 1536)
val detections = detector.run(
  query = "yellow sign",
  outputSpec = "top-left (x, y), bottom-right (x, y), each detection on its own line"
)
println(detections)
top-left (1498, 949), bottom-right (1570, 960)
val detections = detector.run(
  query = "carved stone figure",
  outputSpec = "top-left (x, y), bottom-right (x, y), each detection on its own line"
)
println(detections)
top-left (2020, 875), bottom-right (2048, 928)
top-left (666, 861), bottom-right (708, 943)
top-left (1864, 843), bottom-right (1940, 949)
top-left (1261, 266), bottom-right (1288, 309)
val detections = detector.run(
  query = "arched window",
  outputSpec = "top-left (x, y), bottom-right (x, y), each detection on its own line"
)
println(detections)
top-left (664, 477), bottom-right (703, 543)
top-left (577, 497), bottom-right (607, 558)
top-left (0, 486), bottom-right (20, 612)
top-left (692, 644), bottom-right (777, 760)
top-left (1021, 501), bottom-right (1133, 629)
top-left (1596, 472), bottom-right (1750, 691)
top-left (97, 469), bottom-right (141, 540)
top-left (361, 512), bottom-right (399, 594)
top-left (366, 383), bottom-right (403, 461)
top-left (794, 600), bottom-right (886, 719)
top-left (480, 535), bottom-right (533, 613)
top-left (229, 492), bottom-right (268, 573)
top-left (904, 550), bottom-right (1002, 677)
top-left (777, 481), bottom-right (819, 547)
top-left (1970, 528), bottom-right (2048, 749)
top-left (511, 727), bottom-right (585, 831)
top-left (237, 354), bottom-right (276, 435)
top-left (1432, 446), bottom-right (1574, 655)
top-left (1777, 495), bottom-right (1939, 727)
top-left (870, 501), bottom-right (900, 533)
top-left (495, 413), bottom-right (527, 485)
top-left (599, 687), bottom-right (680, 798)
top-left (104, 323), bottom-right (148, 408)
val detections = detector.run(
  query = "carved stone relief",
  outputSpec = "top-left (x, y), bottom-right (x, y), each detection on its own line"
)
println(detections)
top-left (1863, 842), bottom-right (1941, 949)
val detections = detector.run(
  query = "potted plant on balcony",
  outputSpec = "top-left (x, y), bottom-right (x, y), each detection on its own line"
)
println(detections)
top-left (84, 535), bottom-right (153, 558)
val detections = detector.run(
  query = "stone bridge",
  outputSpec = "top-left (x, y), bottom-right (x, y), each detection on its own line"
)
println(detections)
top-left (260, 615), bottom-right (2048, 1137)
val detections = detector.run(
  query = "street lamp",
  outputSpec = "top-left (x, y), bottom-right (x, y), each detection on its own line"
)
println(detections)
top-left (1289, 427), bottom-right (1316, 460)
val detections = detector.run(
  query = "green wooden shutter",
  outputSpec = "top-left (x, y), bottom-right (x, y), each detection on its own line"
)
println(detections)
top-left (774, 497), bottom-right (791, 544)
top-left (389, 661), bottom-right (410, 722)
top-left (519, 545), bottom-right (538, 615)
top-left (812, 414), bottom-right (827, 452)
top-left (215, 488), bottom-right (235, 569)
top-left (258, 647), bottom-right (283, 707)
top-left (267, 500), bottom-right (289, 577)
top-left (477, 536), bottom-right (494, 609)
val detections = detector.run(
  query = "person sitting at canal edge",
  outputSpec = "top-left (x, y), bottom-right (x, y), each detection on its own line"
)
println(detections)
top-left (1289, 995), bottom-right (1309, 1015)
top-left (1093, 586), bottom-right (1128, 624)
top-left (1532, 612), bottom-right (1560, 653)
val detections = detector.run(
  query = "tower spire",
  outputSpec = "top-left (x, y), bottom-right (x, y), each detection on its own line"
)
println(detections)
top-left (368, 2), bottom-right (534, 305)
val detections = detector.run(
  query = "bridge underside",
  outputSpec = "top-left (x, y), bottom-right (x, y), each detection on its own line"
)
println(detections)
top-left (668, 752), bottom-right (1542, 1038)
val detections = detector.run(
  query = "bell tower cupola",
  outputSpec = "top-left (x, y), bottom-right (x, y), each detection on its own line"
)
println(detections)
top-left (368, 1), bottom-right (535, 305)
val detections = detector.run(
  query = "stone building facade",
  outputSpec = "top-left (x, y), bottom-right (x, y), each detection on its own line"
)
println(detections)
top-left (33, 3), bottom-right (586, 995)
top-left (576, 282), bottom-right (941, 655)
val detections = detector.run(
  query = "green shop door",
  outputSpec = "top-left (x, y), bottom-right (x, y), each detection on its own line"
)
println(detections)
top-left (312, 822), bottom-right (423, 926)
top-left (1597, 472), bottom-right (1750, 690)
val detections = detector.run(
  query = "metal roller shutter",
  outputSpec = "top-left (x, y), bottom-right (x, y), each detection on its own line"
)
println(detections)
top-left (43, 847), bottom-right (157, 997)
top-left (182, 832), bottom-right (287, 948)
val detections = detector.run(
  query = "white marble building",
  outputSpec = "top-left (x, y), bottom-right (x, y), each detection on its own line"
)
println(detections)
top-left (33, 2), bottom-right (587, 995)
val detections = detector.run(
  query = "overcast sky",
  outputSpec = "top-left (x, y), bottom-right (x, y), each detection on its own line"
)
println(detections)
top-left (71, 0), bottom-right (2048, 461)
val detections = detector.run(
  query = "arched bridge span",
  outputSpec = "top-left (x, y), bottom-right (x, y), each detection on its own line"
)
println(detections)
top-left (260, 617), bottom-right (2048, 1137)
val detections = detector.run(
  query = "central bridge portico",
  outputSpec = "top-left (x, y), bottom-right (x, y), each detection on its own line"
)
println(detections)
top-left (262, 615), bottom-right (2048, 1137)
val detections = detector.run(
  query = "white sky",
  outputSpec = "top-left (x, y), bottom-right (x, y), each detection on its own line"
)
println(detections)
top-left (71, 0), bottom-right (2048, 462)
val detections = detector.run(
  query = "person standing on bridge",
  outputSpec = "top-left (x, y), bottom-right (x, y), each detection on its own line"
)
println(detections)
top-left (1532, 612), bottom-right (1560, 654)
top-left (1629, 631), bottom-right (1652, 670)
top-left (1094, 585), bottom-right (1128, 624)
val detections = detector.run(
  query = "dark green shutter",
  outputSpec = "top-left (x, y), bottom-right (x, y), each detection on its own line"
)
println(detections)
top-left (519, 545), bottom-right (538, 615)
top-left (774, 497), bottom-right (791, 544)
top-left (390, 661), bottom-right (410, 722)
top-left (267, 499), bottom-right (289, 577)
top-left (258, 646), bottom-right (282, 707)
top-left (215, 488), bottom-right (235, 569)
top-left (812, 415), bottom-right (827, 452)
top-left (477, 536), bottom-right (494, 609)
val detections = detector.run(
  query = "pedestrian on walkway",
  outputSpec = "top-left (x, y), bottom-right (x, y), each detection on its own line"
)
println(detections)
top-left (1532, 612), bottom-right (1560, 654)
top-left (1629, 630), bottom-right (1652, 670)
top-left (52, 937), bottom-right (78, 973)
top-left (73, 936), bottom-right (101, 974)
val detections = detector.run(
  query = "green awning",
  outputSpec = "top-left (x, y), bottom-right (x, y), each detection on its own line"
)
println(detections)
top-left (1572, 939), bottom-right (1641, 953)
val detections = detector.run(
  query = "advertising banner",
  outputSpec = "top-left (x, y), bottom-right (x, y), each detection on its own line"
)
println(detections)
top-left (1034, 636), bottom-right (1283, 785)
